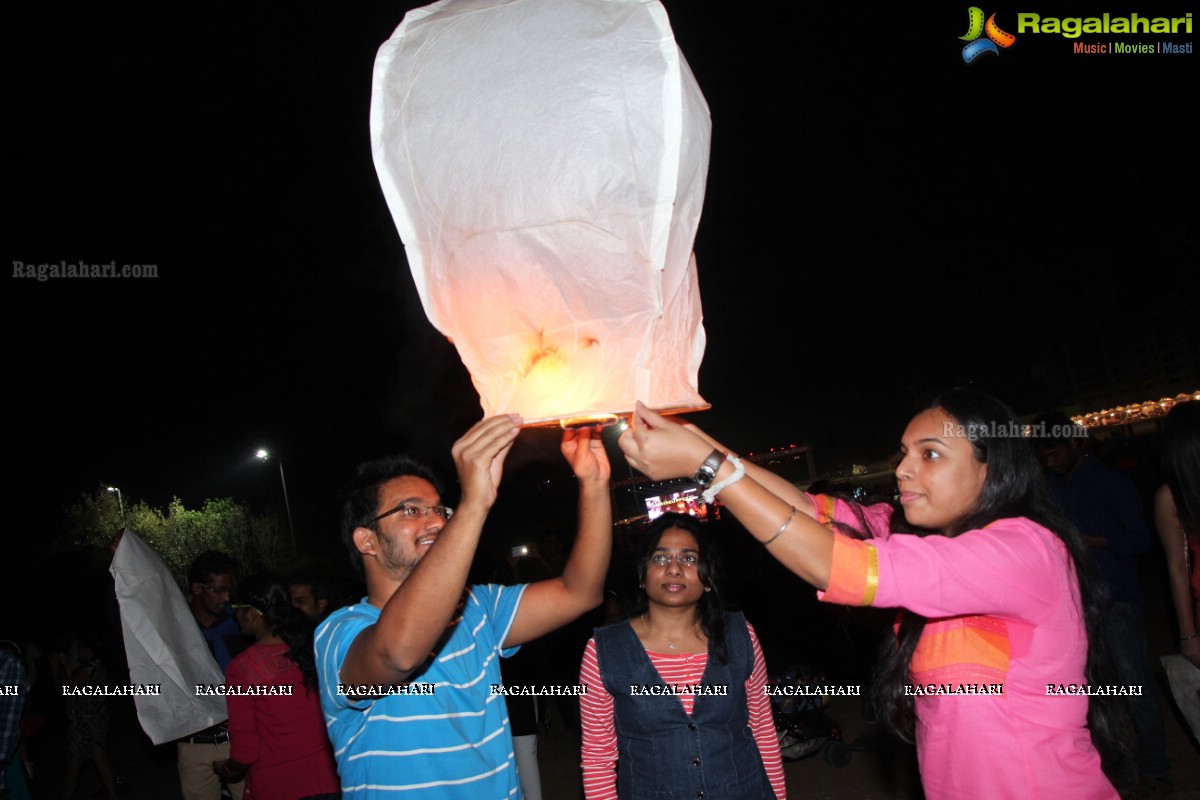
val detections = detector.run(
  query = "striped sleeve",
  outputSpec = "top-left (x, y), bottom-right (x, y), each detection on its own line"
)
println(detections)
top-left (746, 623), bottom-right (787, 800)
top-left (314, 610), bottom-right (374, 711)
top-left (579, 638), bottom-right (619, 800)
top-left (480, 582), bottom-right (527, 656)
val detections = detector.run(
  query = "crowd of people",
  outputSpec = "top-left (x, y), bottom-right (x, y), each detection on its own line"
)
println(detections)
top-left (2, 392), bottom-right (1198, 800)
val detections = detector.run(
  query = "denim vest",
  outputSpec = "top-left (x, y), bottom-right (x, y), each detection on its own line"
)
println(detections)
top-left (594, 611), bottom-right (773, 800)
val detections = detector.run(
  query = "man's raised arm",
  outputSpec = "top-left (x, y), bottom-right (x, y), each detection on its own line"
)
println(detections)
top-left (505, 425), bottom-right (612, 647)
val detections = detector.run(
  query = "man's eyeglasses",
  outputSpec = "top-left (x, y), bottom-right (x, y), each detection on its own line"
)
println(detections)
top-left (648, 553), bottom-right (699, 568)
top-left (367, 502), bottom-right (454, 526)
top-left (202, 584), bottom-right (232, 596)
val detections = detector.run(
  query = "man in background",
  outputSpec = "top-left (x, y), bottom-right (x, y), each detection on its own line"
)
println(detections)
top-left (287, 576), bottom-right (330, 622)
top-left (1036, 411), bottom-right (1172, 800)
top-left (179, 551), bottom-right (250, 800)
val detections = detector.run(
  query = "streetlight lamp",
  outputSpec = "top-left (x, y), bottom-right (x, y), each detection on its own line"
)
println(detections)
top-left (106, 486), bottom-right (125, 521)
top-left (256, 449), bottom-right (297, 555)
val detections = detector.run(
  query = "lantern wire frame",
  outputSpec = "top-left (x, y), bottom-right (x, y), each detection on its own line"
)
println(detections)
top-left (541, 403), bottom-right (712, 431)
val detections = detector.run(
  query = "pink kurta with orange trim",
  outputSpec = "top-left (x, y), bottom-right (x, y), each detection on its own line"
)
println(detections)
top-left (811, 494), bottom-right (1116, 800)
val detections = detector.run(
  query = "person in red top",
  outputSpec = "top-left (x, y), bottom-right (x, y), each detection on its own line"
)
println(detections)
top-left (579, 512), bottom-right (785, 800)
top-left (214, 574), bottom-right (339, 800)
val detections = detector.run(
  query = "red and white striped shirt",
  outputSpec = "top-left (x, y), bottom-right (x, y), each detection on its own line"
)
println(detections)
top-left (578, 621), bottom-right (786, 800)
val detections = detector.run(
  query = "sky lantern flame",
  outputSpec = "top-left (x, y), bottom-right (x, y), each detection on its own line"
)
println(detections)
top-left (370, 0), bottom-right (711, 424)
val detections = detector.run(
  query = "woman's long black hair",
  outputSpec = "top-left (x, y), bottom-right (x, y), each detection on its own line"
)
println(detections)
top-left (630, 512), bottom-right (731, 664)
top-left (850, 388), bottom-right (1121, 759)
top-left (1162, 399), bottom-right (1200, 539)
top-left (237, 572), bottom-right (319, 691)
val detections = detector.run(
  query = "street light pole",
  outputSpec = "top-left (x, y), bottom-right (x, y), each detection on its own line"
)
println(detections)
top-left (275, 460), bottom-right (297, 556)
top-left (106, 486), bottom-right (125, 521)
top-left (256, 449), bottom-right (298, 556)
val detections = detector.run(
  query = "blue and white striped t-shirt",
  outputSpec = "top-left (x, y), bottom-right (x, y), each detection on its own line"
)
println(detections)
top-left (315, 583), bottom-right (527, 798)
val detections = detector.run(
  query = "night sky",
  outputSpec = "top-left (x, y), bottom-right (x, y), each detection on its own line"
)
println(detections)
top-left (6, 1), bottom-right (1195, 574)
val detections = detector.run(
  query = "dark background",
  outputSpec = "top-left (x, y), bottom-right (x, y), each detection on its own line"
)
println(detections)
top-left (4, 2), bottom-right (1195, 599)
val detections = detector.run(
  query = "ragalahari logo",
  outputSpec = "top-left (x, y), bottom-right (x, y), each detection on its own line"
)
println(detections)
top-left (961, 7), bottom-right (1017, 62)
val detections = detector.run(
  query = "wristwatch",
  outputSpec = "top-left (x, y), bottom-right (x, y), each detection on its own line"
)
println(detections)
top-left (693, 449), bottom-right (727, 487)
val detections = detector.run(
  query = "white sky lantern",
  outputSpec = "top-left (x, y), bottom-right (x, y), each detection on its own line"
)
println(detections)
top-left (370, 0), bottom-right (711, 425)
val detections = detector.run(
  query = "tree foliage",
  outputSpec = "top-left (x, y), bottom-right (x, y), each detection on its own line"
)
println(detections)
top-left (65, 485), bottom-right (289, 587)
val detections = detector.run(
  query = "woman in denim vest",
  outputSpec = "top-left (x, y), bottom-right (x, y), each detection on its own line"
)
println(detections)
top-left (578, 513), bottom-right (785, 800)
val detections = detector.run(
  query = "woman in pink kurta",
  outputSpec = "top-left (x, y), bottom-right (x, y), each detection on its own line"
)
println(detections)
top-left (814, 496), bottom-right (1106, 796)
top-left (618, 387), bottom-right (1119, 800)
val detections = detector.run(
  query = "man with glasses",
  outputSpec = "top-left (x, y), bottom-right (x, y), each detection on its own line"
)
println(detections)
top-left (316, 414), bottom-right (612, 799)
top-left (188, 552), bottom-right (250, 673)
top-left (180, 550), bottom-right (251, 800)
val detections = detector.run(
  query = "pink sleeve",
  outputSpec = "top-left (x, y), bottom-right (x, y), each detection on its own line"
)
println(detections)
top-left (808, 493), bottom-right (895, 540)
top-left (868, 518), bottom-right (1068, 620)
top-left (225, 659), bottom-right (260, 766)
top-left (808, 495), bottom-right (901, 605)
top-left (579, 638), bottom-right (618, 800)
top-left (745, 624), bottom-right (786, 800)
top-left (817, 533), bottom-right (881, 606)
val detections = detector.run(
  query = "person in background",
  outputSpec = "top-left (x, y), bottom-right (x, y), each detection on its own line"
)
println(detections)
top-left (50, 631), bottom-right (117, 800)
top-left (499, 542), bottom-right (556, 800)
top-left (1156, 400), bottom-right (1200, 668)
top-left (1, 640), bottom-right (28, 800)
top-left (618, 388), bottom-right (1122, 800)
top-left (579, 512), bottom-right (785, 800)
top-left (7, 635), bottom-right (44, 796)
top-left (287, 577), bottom-right (330, 623)
top-left (1034, 410), bottom-right (1171, 799)
top-left (180, 550), bottom-right (250, 800)
top-left (499, 648), bottom-right (544, 800)
top-left (189, 552), bottom-right (253, 673)
top-left (213, 573), bottom-right (339, 800)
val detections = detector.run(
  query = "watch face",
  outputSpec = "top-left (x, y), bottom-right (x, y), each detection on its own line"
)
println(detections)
top-left (694, 450), bottom-right (723, 486)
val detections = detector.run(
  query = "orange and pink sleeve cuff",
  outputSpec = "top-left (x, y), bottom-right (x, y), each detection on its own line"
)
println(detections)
top-left (820, 533), bottom-right (880, 606)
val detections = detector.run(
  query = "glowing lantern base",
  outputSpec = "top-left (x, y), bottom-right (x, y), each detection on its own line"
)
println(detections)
top-left (550, 406), bottom-right (711, 431)
top-left (558, 414), bottom-right (621, 431)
